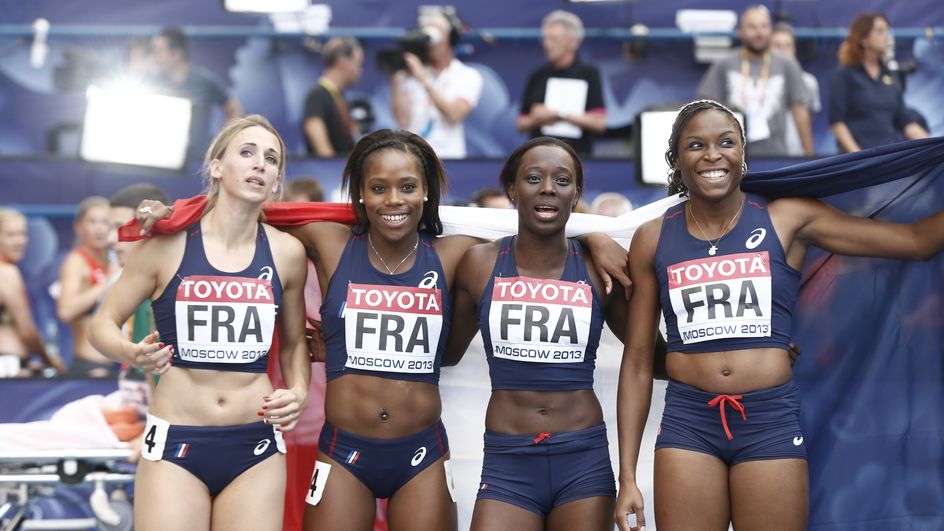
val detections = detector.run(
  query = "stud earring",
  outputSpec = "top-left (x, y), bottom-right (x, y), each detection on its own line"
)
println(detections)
top-left (423, 196), bottom-right (428, 202)
top-left (358, 198), bottom-right (364, 204)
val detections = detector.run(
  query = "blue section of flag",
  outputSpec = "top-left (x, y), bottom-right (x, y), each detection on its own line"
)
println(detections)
top-left (741, 137), bottom-right (944, 528)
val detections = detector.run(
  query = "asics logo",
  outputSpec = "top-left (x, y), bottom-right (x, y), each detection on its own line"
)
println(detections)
top-left (254, 439), bottom-right (271, 455)
top-left (745, 228), bottom-right (766, 249)
top-left (793, 436), bottom-right (804, 446)
top-left (411, 446), bottom-right (427, 466)
top-left (259, 266), bottom-right (274, 281)
top-left (419, 271), bottom-right (438, 289)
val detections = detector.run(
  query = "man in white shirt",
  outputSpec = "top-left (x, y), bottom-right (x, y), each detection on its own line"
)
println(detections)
top-left (390, 13), bottom-right (483, 159)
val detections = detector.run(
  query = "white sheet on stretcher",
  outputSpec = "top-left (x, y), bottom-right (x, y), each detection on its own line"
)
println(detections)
top-left (0, 394), bottom-right (123, 451)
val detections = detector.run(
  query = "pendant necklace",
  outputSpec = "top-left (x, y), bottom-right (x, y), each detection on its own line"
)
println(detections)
top-left (688, 196), bottom-right (744, 256)
top-left (368, 234), bottom-right (419, 274)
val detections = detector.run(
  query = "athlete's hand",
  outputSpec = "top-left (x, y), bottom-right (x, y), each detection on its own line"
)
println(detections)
top-left (585, 233), bottom-right (632, 299)
top-left (126, 331), bottom-right (173, 375)
top-left (788, 341), bottom-right (802, 366)
top-left (614, 482), bottom-right (646, 531)
top-left (260, 388), bottom-right (305, 432)
top-left (134, 200), bottom-right (173, 236)
top-left (306, 319), bottom-right (326, 363)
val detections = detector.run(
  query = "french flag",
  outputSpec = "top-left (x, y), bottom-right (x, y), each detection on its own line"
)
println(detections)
top-left (345, 450), bottom-right (360, 464)
top-left (175, 443), bottom-right (190, 458)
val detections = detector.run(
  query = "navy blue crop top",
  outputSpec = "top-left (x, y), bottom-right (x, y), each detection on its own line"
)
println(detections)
top-left (321, 232), bottom-right (450, 385)
top-left (153, 223), bottom-right (282, 373)
top-left (479, 237), bottom-right (605, 391)
top-left (654, 194), bottom-right (799, 353)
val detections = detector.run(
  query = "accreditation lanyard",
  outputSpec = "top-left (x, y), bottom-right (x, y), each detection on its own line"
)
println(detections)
top-left (318, 77), bottom-right (356, 136)
top-left (740, 51), bottom-right (771, 111)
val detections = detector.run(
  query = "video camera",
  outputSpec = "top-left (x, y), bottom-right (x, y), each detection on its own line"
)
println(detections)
top-left (376, 29), bottom-right (435, 74)
top-left (376, 6), bottom-right (463, 74)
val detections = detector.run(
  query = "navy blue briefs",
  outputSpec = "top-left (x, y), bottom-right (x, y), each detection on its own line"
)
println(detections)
top-left (656, 379), bottom-right (806, 465)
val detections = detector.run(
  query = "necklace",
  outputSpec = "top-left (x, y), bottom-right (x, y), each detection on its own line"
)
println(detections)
top-left (688, 196), bottom-right (745, 256)
top-left (367, 233), bottom-right (419, 274)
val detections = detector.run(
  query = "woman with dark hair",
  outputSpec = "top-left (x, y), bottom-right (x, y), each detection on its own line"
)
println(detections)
top-left (446, 137), bottom-right (631, 531)
top-left (294, 128), bottom-right (474, 530)
top-left (91, 115), bottom-right (310, 530)
top-left (828, 12), bottom-right (928, 152)
top-left (614, 99), bottom-right (944, 531)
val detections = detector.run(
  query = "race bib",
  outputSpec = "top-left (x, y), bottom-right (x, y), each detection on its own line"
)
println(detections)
top-left (141, 414), bottom-right (170, 461)
top-left (174, 275), bottom-right (277, 364)
top-left (343, 283), bottom-right (443, 373)
top-left (667, 252), bottom-right (772, 344)
top-left (488, 276), bottom-right (592, 363)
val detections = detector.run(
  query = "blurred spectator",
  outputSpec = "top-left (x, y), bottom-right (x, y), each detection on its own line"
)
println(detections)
top-left (303, 37), bottom-right (364, 158)
top-left (771, 23), bottom-right (822, 156)
top-left (698, 5), bottom-right (814, 156)
top-left (108, 183), bottom-right (170, 269)
top-left (471, 187), bottom-right (513, 209)
top-left (125, 36), bottom-right (154, 80)
top-left (390, 12), bottom-right (483, 158)
top-left (828, 13), bottom-right (929, 152)
top-left (57, 196), bottom-right (118, 378)
top-left (286, 177), bottom-right (325, 203)
top-left (590, 192), bottom-right (634, 217)
top-left (108, 184), bottom-right (169, 344)
top-left (0, 209), bottom-right (63, 377)
top-left (517, 11), bottom-right (606, 155)
top-left (149, 27), bottom-right (242, 158)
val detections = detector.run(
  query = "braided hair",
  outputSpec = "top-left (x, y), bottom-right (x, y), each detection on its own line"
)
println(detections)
top-left (665, 100), bottom-right (746, 196)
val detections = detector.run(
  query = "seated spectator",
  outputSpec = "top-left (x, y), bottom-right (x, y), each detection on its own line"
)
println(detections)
top-left (390, 10), bottom-right (483, 158)
top-left (517, 10), bottom-right (606, 155)
top-left (771, 23), bottom-right (822, 156)
top-left (57, 197), bottom-right (118, 378)
top-left (286, 177), bottom-right (325, 203)
top-left (304, 37), bottom-right (364, 158)
top-left (0, 209), bottom-right (63, 377)
top-left (590, 192), bottom-right (634, 217)
top-left (828, 12), bottom-right (929, 152)
top-left (471, 187), bottom-right (513, 209)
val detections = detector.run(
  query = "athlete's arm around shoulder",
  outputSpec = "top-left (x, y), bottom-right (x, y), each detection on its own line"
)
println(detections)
top-left (283, 221), bottom-right (351, 285)
top-left (582, 245), bottom-right (630, 344)
top-left (89, 233), bottom-right (183, 372)
top-left (441, 240), bottom-right (498, 367)
top-left (262, 225), bottom-right (310, 432)
top-left (433, 234), bottom-right (484, 290)
top-left (614, 218), bottom-right (662, 531)
top-left (769, 197), bottom-right (944, 262)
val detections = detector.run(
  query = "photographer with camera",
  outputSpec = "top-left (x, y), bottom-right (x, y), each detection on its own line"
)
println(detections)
top-left (389, 11), bottom-right (483, 159)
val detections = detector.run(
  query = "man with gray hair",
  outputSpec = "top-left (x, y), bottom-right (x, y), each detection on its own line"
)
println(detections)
top-left (303, 37), bottom-right (364, 157)
top-left (697, 5), bottom-right (814, 156)
top-left (517, 10), bottom-right (606, 155)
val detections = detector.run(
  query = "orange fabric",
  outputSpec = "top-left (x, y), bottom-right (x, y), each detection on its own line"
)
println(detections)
top-left (73, 247), bottom-right (106, 286)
